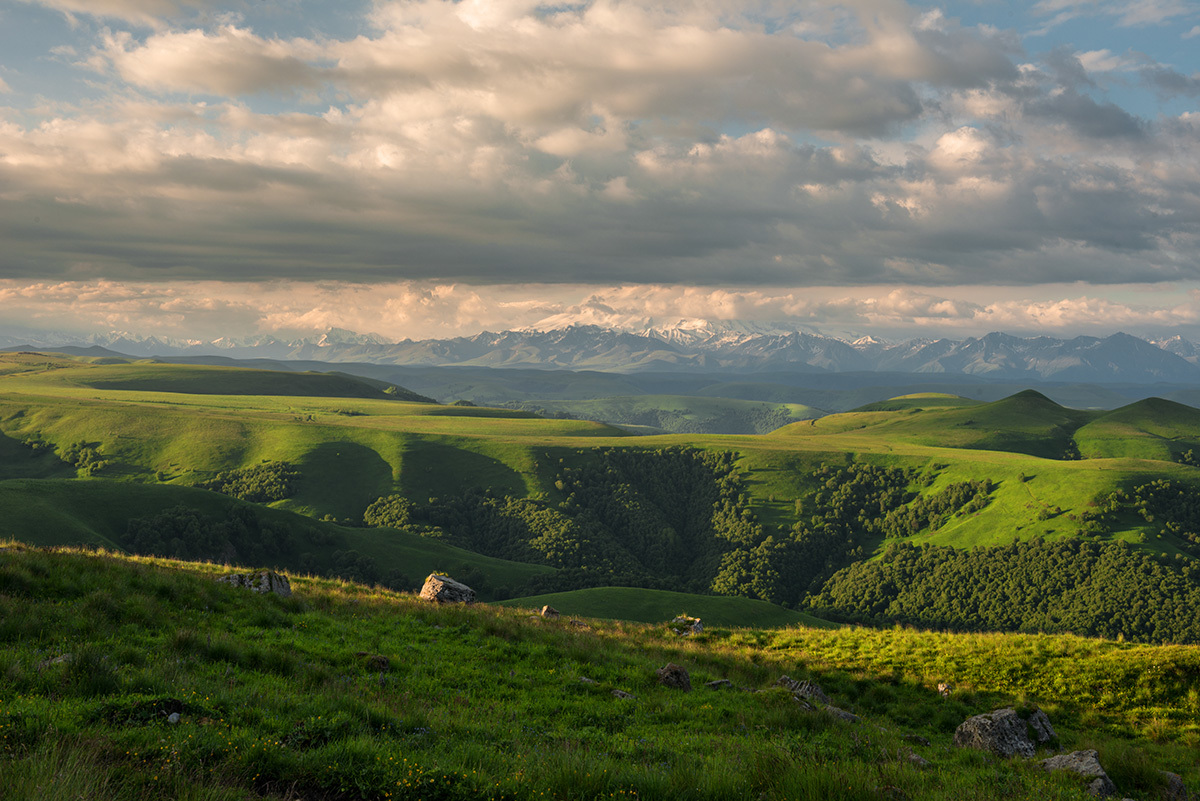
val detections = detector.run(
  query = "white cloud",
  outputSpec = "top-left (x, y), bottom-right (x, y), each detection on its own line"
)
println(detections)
top-left (0, 77), bottom-right (11, 94)
top-left (94, 26), bottom-right (322, 95)
top-left (17, 0), bottom-right (218, 26)
top-left (1078, 49), bottom-right (1135, 72)
top-left (1185, 25), bottom-right (1200, 38)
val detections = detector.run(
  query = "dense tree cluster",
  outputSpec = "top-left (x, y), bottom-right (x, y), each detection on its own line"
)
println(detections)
top-left (366, 448), bottom-right (755, 591)
top-left (124, 505), bottom-right (296, 565)
top-left (880, 480), bottom-right (993, 538)
top-left (199, 461), bottom-right (300, 503)
top-left (58, 441), bottom-right (108, 476)
top-left (1076, 480), bottom-right (1200, 557)
top-left (810, 539), bottom-right (1200, 644)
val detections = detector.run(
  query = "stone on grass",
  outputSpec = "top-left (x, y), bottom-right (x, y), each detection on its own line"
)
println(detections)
top-left (669, 615), bottom-right (703, 636)
top-left (419, 574), bottom-right (475, 604)
top-left (705, 679), bottom-right (733, 690)
top-left (775, 675), bottom-right (830, 705)
top-left (1161, 771), bottom-right (1193, 801)
top-left (612, 689), bottom-right (636, 700)
top-left (954, 708), bottom-right (1053, 758)
top-left (825, 706), bottom-right (861, 724)
top-left (540, 605), bottom-right (560, 618)
top-left (656, 662), bottom-right (691, 691)
top-left (215, 570), bottom-right (292, 597)
top-left (1041, 750), bottom-right (1116, 797)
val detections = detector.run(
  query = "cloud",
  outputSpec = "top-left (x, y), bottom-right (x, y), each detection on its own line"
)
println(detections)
top-left (16, 0), bottom-right (219, 26)
top-left (94, 26), bottom-right (323, 95)
top-left (1032, 0), bottom-right (1192, 29)
top-left (0, 1), bottom-right (1197, 292)
top-left (0, 77), bottom-right (11, 94)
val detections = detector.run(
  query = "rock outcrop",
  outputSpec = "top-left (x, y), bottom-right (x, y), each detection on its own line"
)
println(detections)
top-left (775, 675), bottom-right (831, 705)
top-left (1041, 750), bottom-right (1116, 797)
top-left (419, 574), bottom-right (476, 604)
top-left (215, 570), bottom-right (292, 597)
top-left (953, 708), bottom-right (1055, 758)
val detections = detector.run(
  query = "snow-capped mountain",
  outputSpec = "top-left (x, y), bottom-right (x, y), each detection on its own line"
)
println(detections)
top-left (5, 323), bottom-right (1200, 384)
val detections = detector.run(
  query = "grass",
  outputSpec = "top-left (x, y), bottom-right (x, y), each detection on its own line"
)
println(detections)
top-left (1, 544), bottom-right (1196, 800)
top-left (495, 587), bottom-right (835, 629)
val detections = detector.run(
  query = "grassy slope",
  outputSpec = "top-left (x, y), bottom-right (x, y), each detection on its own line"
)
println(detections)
top-left (0, 479), bottom-right (550, 594)
top-left (1074, 398), bottom-right (1200, 461)
top-left (2, 355), bottom-right (1200, 560)
top-left (496, 587), bottom-right (834, 629)
top-left (509, 394), bottom-right (822, 434)
top-left (1, 546), bottom-right (1196, 801)
top-left (72, 363), bottom-right (436, 403)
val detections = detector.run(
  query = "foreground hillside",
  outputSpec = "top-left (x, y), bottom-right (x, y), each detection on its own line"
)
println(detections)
top-left (2, 546), bottom-right (1197, 801)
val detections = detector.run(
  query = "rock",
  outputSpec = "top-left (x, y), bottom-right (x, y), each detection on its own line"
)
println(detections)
top-left (540, 605), bottom-right (560, 618)
top-left (1161, 771), bottom-right (1193, 801)
top-left (1041, 750), bottom-right (1116, 797)
top-left (612, 689), bottom-right (636, 700)
top-left (937, 682), bottom-right (953, 698)
top-left (825, 706), bottom-right (861, 724)
top-left (419, 574), bottom-right (475, 604)
top-left (705, 679), bottom-right (733, 690)
top-left (669, 615), bottom-right (703, 636)
top-left (656, 662), bottom-right (691, 691)
top-left (568, 619), bottom-right (589, 629)
top-left (1027, 708), bottom-right (1057, 746)
top-left (579, 677), bottom-right (598, 685)
top-left (775, 675), bottom-right (830, 705)
top-left (905, 750), bottom-right (932, 768)
top-left (37, 653), bottom-right (74, 670)
top-left (902, 734), bottom-right (931, 747)
top-left (954, 708), bottom-right (1054, 758)
top-left (167, 713), bottom-right (181, 725)
top-left (215, 570), bottom-right (292, 597)
top-left (363, 654), bottom-right (390, 672)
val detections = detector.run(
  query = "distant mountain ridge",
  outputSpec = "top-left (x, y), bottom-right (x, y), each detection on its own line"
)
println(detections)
top-left (4, 323), bottom-right (1200, 384)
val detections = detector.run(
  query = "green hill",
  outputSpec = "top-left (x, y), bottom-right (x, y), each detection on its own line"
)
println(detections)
top-left (497, 586), bottom-right (833, 629)
top-left (1, 546), bottom-right (1197, 801)
top-left (70, 362), bottom-right (437, 403)
top-left (1074, 397), bottom-right (1200, 461)
top-left (507, 394), bottom-right (822, 434)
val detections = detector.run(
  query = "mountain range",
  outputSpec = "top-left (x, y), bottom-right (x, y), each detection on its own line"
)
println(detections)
top-left (5, 322), bottom-right (1200, 384)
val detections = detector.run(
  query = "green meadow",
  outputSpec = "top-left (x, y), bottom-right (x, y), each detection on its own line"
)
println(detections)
top-left (1, 544), bottom-right (1197, 801)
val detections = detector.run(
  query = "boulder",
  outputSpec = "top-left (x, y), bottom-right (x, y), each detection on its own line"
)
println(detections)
top-left (775, 675), bottom-right (831, 705)
top-left (656, 662), bottom-right (691, 691)
top-left (612, 689), bottom-right (636, 700)
top-left (954, 708), bottom-right (1054, 758)
top-left (215, 571), bottom-right (292, 597)
top-left (669, 615), bottom-right (703, 636)
top-left (1161, 771), bottom-right (1193, 801)
top-left (540, 605), bottom-right (560, 618)
top-left (419, 574), bottom-right (476, 604)
top-left (1041, 750), bottom-right (1116, 797)
top-left (825, 706), bottom-right (861, 724)
top-left (705, 679), bottom-right (733, 690)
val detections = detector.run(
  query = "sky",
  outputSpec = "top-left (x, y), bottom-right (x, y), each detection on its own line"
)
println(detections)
top-left (1, 0), bottom-right (1199, 343)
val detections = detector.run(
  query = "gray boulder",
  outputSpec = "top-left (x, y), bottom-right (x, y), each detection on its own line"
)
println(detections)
top-left (419, 574), bottom-right (476, 604)
top-left (1041, 750), bottom-right (1116, 797)
top-left (775, 675), bottom-right (831, 705)
top-left (669, 615), bottom-right (703, 636)
top-left (656, 662), bottom-right (691, 691)
top-left (954, 708), bottom-right (1055, 758)
top-left (540, 605), bottom-right (560, 618)
top-left (1161, 771), bottom-right (1193, 801)
top-left (215, 570), bottom-right (292, 597)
